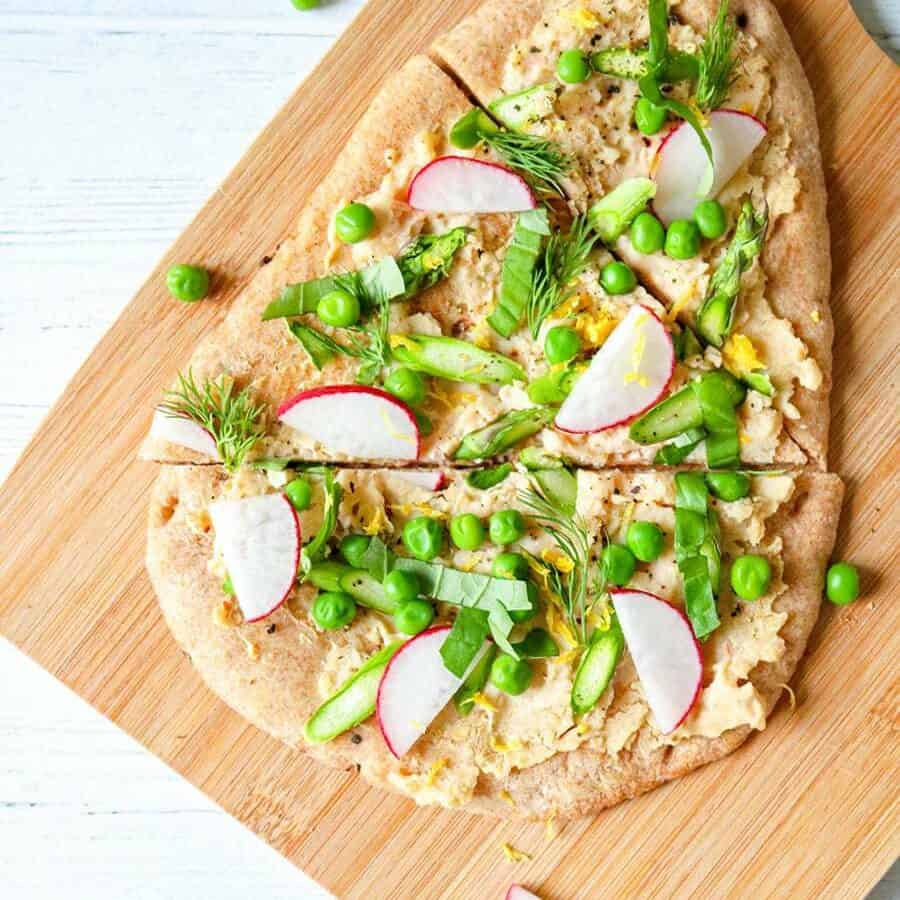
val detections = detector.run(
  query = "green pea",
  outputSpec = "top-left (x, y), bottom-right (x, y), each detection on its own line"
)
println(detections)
top-left (489, 654), bottom-right (533, 695)
top-left (492, 551), bottom-right (530, 581)
top-left (402, 516), bottom-right (444, 561)
top-left (599, 260), bottom-right (637, 295)
top-left (626, 520), bottom-right (665, 563)
top-left (384, 367), bottom-right (427, 407)
top-left (602, 543), bottom-right (636, 586)
top-left (629, 212), bottom-right (666, 255)
top-left (394, 598), bottom-right (435, 635)
top-left (383, 569), bottom-right (420, 606)
top-left (730, 554), bottom-right (772, 601)
top-left (335, 202), bottom-right (375, 244)
top-left (544, 326), bottom-right (581, 365)
top-left (340, 534), bottom-right (371, 568)
top-left (312, 591), bottom-right (356, 630)
top-left (291, 0), bottom-right (320, 8)
top-left (317, 288), bottom-right (360, 328)
top-left (664, 219), bottom-right (701, 260)
top-left (509, 581), bottom-right (539, 624)
top-left (284, 477), bottom-right (312, 511)
top-left (693, 199), bottom-right (728, 239)
top-left (826, 561), bottom-right (860, 606)
top-left (489, 509), bottom-right (526, 545)
top-left (166, 264), bottom-right (209, 302)
top-left (705, 471), bottom-right (750, 502)
top-left (634, 97), bottom-right (667, 135)
top-left (556, 49), bottom-right (591, 84)
top-left (450, 513), bottom-right (485, 551)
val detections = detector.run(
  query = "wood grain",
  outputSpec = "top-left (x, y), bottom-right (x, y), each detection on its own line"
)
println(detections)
top-left (0, 1), bottom-right (898, 898)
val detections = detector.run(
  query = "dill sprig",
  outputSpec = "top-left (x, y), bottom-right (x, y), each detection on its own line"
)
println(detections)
top-left (696, 0), bottom-right (738, 111)
top-left (519, 485), bottom-right (600, 646)
top-left (526, 215), bottom-right (599, 338)
top-left (482, 130), bottom-right (572, 196)
top-left (159, 371), bottom-right (265, 471)
top-left (347, 291), bottom-right (392, 385)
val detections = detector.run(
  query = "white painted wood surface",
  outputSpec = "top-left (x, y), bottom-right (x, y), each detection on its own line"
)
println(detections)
top-left (0, 1), bottom-right (896, 898)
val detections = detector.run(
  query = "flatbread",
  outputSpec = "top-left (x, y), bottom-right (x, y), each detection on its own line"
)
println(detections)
top-left (147, 464), bottom-right (842, 819)
top-left (433, 0), bottom-right (832, 467)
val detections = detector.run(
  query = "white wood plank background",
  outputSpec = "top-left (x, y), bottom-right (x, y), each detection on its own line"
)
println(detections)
top-left (0, 1), bottom-right (896, 898)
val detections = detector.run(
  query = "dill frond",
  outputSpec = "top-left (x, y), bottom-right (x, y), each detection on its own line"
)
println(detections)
top-left (482, 130), bottom-right (572, 196)
top-left (696, 0), bottom-right (738, 111)
top-left (159, 371), bottom-right (265, 471)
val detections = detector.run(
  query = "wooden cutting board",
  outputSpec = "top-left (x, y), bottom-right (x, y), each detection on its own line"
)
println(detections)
top-left (1, 1), bottom-right (897, 897)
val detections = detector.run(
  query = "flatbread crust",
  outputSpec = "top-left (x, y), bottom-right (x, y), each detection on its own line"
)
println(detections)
top-left (147, 465), bottom-right (842, 819)
top-left (433, 0), bottom-right (832, 468)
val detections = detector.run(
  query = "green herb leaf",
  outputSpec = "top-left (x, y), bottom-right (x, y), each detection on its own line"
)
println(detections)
top-left (393, 558), bottom-right (532, 611)
top-left (482, 129), bottom-right (572, 196)
top-left (695, 0), bottom-right (738, 112)
top-left (653, 426), bottom-right (707, 464)
top-left (357, 535), bottom-right (394, 581)
top-left (158, 371), bottom-right (265, 472)
top-left (454, 645), bottom-right (497, 715)
top-left (466, 463), bottom-right (515, 490)
top-left (441, 607), bottom-right (491, 678)
top-left (527, 215), bottom-right (599, 338)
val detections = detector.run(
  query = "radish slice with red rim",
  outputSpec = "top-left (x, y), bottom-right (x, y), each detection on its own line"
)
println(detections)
top-left (149, 409), bottom-right (219, 459)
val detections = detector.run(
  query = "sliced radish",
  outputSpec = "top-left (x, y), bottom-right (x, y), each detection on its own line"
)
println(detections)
top-left (653, 109), bottom-right (767, 225)
top-left (149, 409), bottom-right (219, 459)
top-left (208, 493), bottom-right (300, 623)
top-left (506, 887), bottom-right (542, 900)
top-left (611, 589), bottom-right (703, 734)
top-left (278, 385), bottom-right (420, 461)
top-left (555, 305), bottom-right (674, 434)
top-left (377, 626), bottom-right (485, 758)
top-left (407, 155), bottom-right (537, 213)
top-left (388, 469), bottom-right (448, 491)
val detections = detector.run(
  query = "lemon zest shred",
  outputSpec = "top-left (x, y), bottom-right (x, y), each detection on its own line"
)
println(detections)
top-left (501, 842), bottom-right (532, 863)
top-left (552, 646), bottom-right (583, 666)
top-left (562, 6), bottom-right (601, 31)
top-left (722, 333), bottom-right (765, 378)
top-left (541, 546), bottom-right (574, 573)
top-left (471, 692), bottom-right (498, 712)
top-left (499, 790), bottom-right (517, 808)
top-left (425, 757), bottom-right (449, 786)
top-left (666, 280), bottom-right (699, 323)
top-left (545, 815), bottom-right (558, 841)
top-left (362, 504), bottom-right (391, 536)
top-left (491, 735), bottom-right (525, 753)
top-left (460, 553), bottom-right (482, 573)
top-left (810, 309), bottom-right (821, 323)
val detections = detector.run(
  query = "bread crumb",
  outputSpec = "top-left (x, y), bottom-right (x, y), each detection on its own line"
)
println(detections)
top-left (213, 599), bottom-right (242, 628)
top-left (239, 634), bottom-right (261, 661)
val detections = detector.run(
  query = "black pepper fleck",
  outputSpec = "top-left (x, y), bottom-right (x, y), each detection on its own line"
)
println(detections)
top-left (266, 623), bottom-right (276, 634)
top-left (351, 733), bottom-right (363, 745)
top-left (737, 13), bottom-right (748, 28)
top-left (607, 84), bottom-right (621, 95)
top-left (260, 255), bottom-right (273, 267)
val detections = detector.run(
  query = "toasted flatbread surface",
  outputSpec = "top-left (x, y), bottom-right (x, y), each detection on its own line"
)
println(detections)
top-left (148, 465), bottom-right (842, 819)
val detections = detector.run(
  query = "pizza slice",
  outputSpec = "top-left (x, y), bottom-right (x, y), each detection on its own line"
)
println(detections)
top-left (433, 0), bottom-right (832, 466)
top-left (147, 462), bottom-right (842, 818)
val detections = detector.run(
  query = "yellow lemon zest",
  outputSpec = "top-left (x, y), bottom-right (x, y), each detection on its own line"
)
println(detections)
top-left (491, 735), bottom-right (524, 753)
top-left (623, 312), bottom-right (649, 386)
top-left (501, 843), bottom-right (532, 863)
top-left (551, 646), bottom-right (583, 666)
top-left (499, 790), bottom-right (517, 808)
top-left (545, 815), bottom-right (558, 841)
top-left (509, 44), bottom-right (524, 68)
top-left (362, 503), bottom-right (391, 536)
top-left (541, 546), bottom-right (574, 573)
top-left (471, 692), bottom-right (498, 712)
top-left (238, 634), bottom-right (261, 661)
top-left (391, 501), bottom-right (446, 520)
top-left (576, 721), bottom-right (591, 735)
top-left (460, 553), bottom-right (482, 573)
top-left (810, 309), bottom-right (821, 323)
top-left (589, 597), bottom-right (613, 632)
top-left (546, 602), bottom-right (578, 648)
top-left (617, 499), bottom-right (636, 537)
top-left (425, 757), bottom-right (449, 786)
top-left (739, 431), bottom-right (751, 445)
top-left (666, 280), bottom-right (700, 323)
top-left (722, 333), bottom-right (765, 378)
top-left (554, 292), bottom-right (590, 320)
top-left (471, 318), bottom-right (493, 350)
top-left (573, 308), bottom-right (618, 348)
top-left (562, 6), bottom-right (601, 31)
top-left (428, 385), bottom-right (478, 410)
